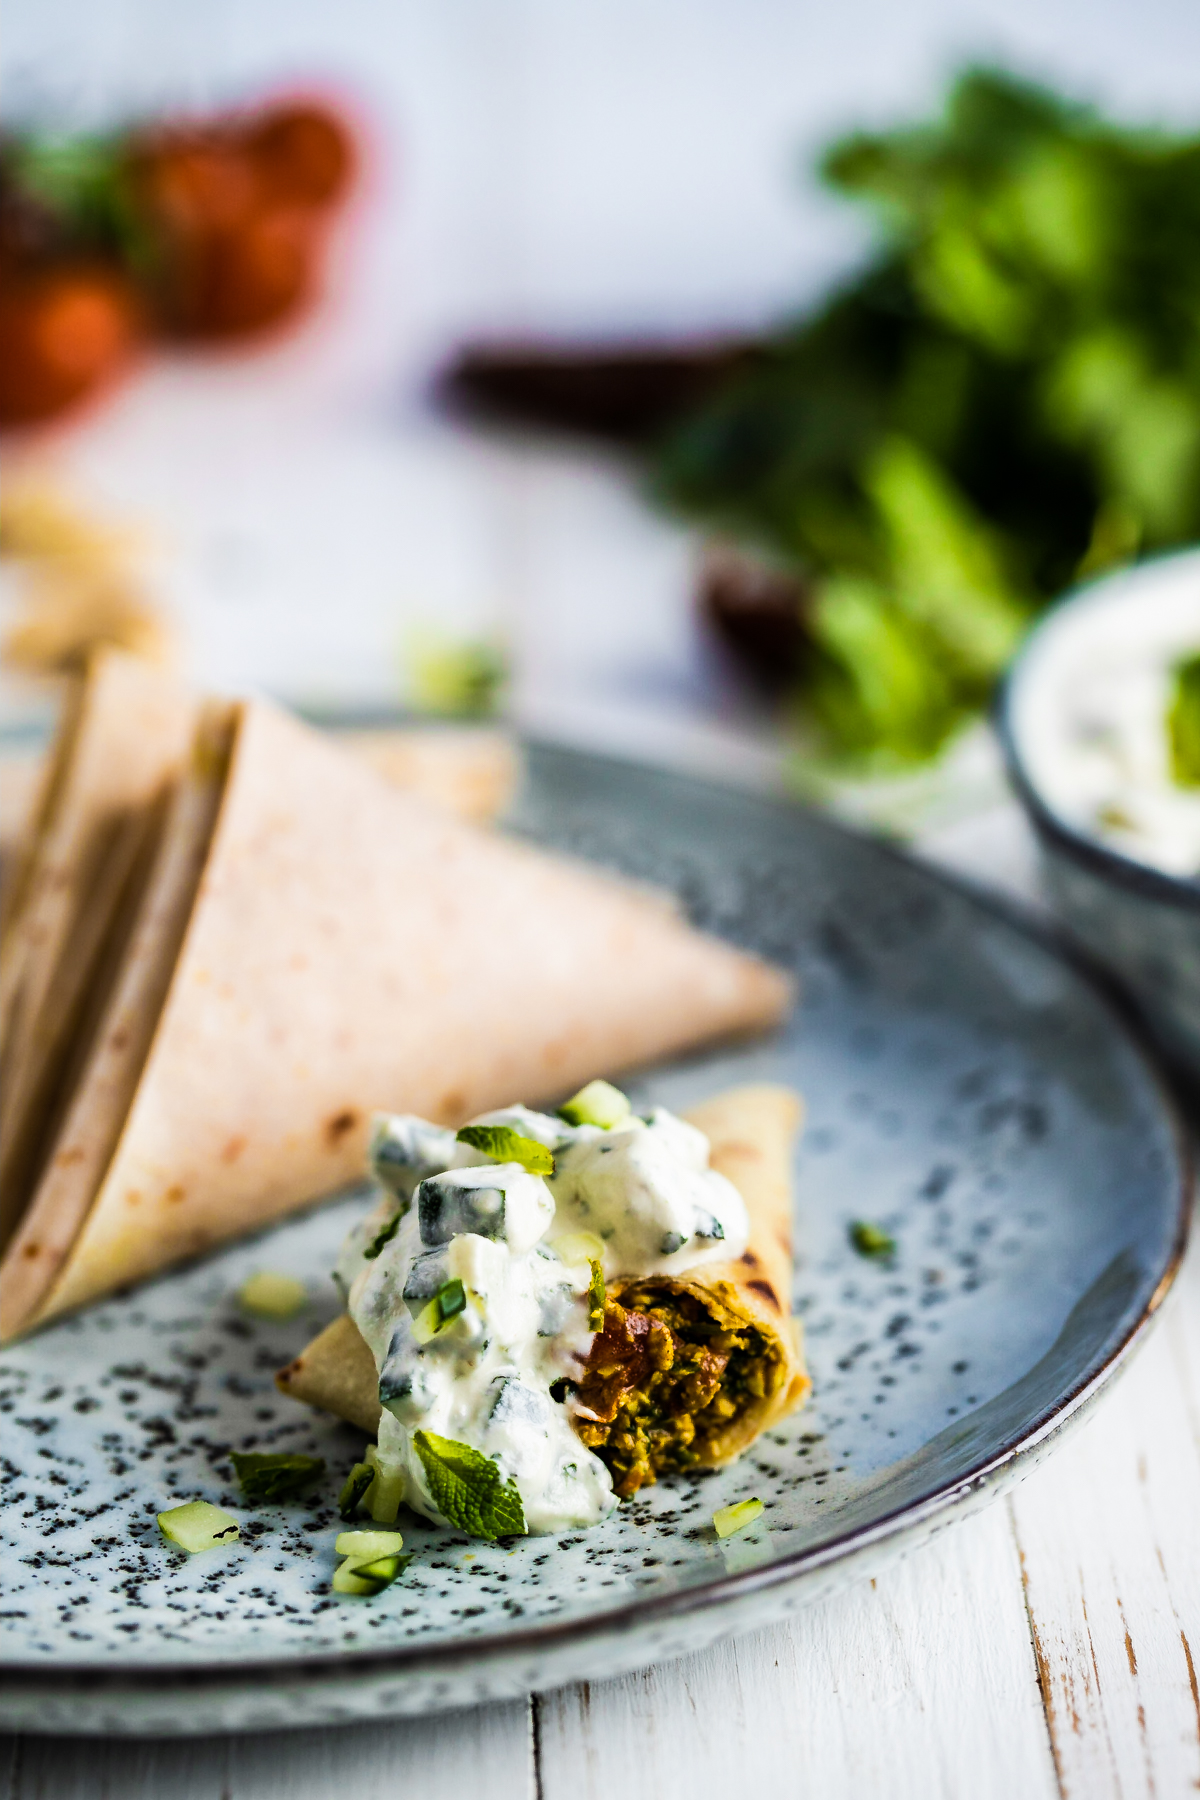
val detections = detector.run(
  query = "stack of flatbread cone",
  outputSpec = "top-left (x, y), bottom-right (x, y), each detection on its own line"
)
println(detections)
top-left (0, 653), bottom-right (792, 1342)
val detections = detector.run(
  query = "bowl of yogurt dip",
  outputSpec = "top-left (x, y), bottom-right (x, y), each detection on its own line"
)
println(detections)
top-left (999, 546), bottom-right (1200, 1080)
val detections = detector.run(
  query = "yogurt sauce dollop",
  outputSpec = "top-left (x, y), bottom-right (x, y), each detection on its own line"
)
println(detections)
top-left (336, 1101), bottom-right (750, 1535)
top-left (1012, 569), bottom-right (1200, 879)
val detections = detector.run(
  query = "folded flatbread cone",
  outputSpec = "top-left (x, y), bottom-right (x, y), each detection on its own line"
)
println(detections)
top-left (0, 702), bottom-right (791, 1340)
top-left (275, 1084), bottom-right (811, 1476)
top-left (333, 727), bottom-right (518, 825)
top-left (0, 650), bottom-right (195, 1250)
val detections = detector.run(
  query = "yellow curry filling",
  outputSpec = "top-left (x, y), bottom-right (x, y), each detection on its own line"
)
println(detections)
top-left (573, 1286), bottom-right (785, 1497)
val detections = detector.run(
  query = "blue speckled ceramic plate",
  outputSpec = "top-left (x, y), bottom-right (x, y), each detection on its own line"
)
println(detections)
top-left (0, 743), bottom-right (1190, 1736)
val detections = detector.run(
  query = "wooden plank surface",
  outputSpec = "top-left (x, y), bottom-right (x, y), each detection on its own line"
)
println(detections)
top-left (1009, 1222), bottom-right (1200, 1799)
top-left (2, 1701), bottom-right (534, 1800)
top-left (536, 1503), bottom-right (1057, 1800)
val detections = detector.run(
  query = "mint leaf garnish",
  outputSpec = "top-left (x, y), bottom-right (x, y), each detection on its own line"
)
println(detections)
top-left (456, 1124), bottom-right (554, 1176)
top-left (364, 1210), bottom-right (403, 1260)
top-left (412, 1430), bottom-right (527, 1539)
top-left (229, 1452), bottom-right (325, 1503)
top-left (1168, 652), bottom-right (1200, 787)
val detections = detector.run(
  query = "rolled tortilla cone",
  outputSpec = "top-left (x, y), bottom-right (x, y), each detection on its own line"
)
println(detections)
top-left (275, 1085), bottom-right (810, 1482)
top-left (276, 1311), bottom-right (381, 1435)
top-left (331, 726), bottom-right (519, 825)
top-left (0, 649), bottom-right (195, 1251)
top-left (1, 703), bottom-right (791, 1340)
top-left (578, 1085), bottom-right (810, 1494)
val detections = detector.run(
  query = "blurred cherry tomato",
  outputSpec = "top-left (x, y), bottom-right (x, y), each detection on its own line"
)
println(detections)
top-left (244, 103), bottom-right (354, 205)
top-left (127, 102), bottom-right (352, 340)
top-left (191, 203), bottom-right (320, 336)
top-left (132, 137), bottom-right (259, 235)
top-left (0, 265), bottom-right (142, 426)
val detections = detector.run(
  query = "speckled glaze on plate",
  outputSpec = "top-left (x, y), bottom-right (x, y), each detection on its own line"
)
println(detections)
top-left (0, 743), bottom-right (1190, 1736)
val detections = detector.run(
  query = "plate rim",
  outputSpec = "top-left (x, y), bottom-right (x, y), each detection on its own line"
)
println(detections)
top-left (2, 740), bottom-right (1193, 1707)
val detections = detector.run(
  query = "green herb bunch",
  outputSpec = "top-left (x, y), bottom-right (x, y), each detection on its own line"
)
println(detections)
top-left (652, 68), bottom-right (1200, 765)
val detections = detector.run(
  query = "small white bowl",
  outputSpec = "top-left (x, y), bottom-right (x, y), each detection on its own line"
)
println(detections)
top-left (999, 549), bottom-right (1200, 1081)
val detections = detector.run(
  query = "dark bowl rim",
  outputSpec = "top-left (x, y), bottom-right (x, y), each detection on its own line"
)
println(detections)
top-left (0, 737), bottom-right (1193, 1716)
top-left (995, 549), bottom-right (1200, 917)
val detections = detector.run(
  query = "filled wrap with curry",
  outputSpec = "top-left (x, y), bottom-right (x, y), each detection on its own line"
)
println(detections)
top-left (277, 1083), bottom-right (809, 1530)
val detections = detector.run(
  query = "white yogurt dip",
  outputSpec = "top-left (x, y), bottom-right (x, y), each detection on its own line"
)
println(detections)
top-left (335, 1093), bottom-right (749, 1537)
top-left (1010, 556), bottom-right (1200, 879)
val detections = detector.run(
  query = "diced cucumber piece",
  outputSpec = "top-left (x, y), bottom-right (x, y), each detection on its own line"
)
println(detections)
top-left (486, 1376), bottom-right (553, 1433)
top-left (368, 1114), bottom-right (457, 1201)
top-left (403, 1247), bottom-right (451, 1313)
top-left (378, 1329), bottom-right (435, 1421)
top-left (536, 1283), bottom-right (576, 1337)
top-left (437, 1276), bottom-right (467, 1320)
top-left (333, 1551), bottom-right (410, 1595)
top-left (548, 1230), bottom-right (606, 1267)
top-left (334, 1528), bottom-right (405, 1559)
top-left (158, 1500), bottom-right (240, 1553)
top-left (417, 1172), bottom-right (506, 1246)
top-left (363, 1209), bottom-right (404, 1261)
top-left (410, 1278), bottom-right (475, 1345)
top-left (238, 1271), bottom-right (307, 1319)
top-left (333, 1526), bottom-right (410, 1597)
top-left (557, 1080), bottom-right (631, 1130)
top-left (363, 1446), bottom-right (405, 1524)
top-left (713, 1497), bottom-right (764, 1538)
top-left (411, 1296), bottom-right (444, 1344)
top-left (338, 1462), bottom-right (375, 1521)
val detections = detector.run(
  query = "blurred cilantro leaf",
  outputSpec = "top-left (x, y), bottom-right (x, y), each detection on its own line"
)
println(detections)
top-left (651, 68), bottom-right (1200, 764)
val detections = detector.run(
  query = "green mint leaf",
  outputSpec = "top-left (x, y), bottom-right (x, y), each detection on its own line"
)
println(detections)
top-left (338, 1462), bottom-right (376, 1521)
top-left (364, 1210), bottom-right (404, 1260)
top-left (849, 1221), bottom-right (896, 1260)
top-left (456, 1124), bottom-right (554, 1176)
top-left (587, 1259), bottom-right (606, 1330)
top-left (412, 1430), bottom-right (527, 1540)
top-left (1168, 652), bottom-right (1200, 786)
top-left (229, 1452), bottom-right (325, 1503)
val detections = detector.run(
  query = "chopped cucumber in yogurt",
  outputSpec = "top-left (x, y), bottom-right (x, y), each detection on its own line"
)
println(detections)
top-left (558, 1080), bottom-right (631, 1130)
top-left (338, 1089), bottom-right (750, 1538)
